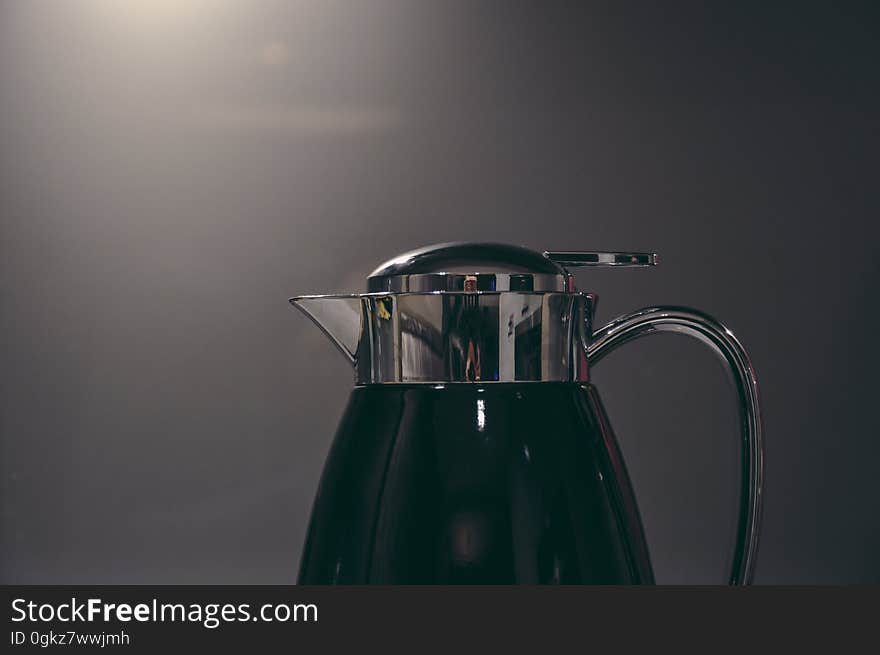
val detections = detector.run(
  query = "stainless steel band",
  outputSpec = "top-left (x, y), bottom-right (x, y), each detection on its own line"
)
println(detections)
top-left (366, 272), bottom-right (569, 293)
top-left (293, 292), bottom-right (594, 385)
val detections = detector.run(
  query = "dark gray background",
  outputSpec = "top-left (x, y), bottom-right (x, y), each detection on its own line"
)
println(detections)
top-left (1, 1), bottom-right (878, 584)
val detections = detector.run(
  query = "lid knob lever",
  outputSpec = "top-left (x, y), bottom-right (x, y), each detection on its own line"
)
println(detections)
top-left (543, 251), bottom-right (658, 267)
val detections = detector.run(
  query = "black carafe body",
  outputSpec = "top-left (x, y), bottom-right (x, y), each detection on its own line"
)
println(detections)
top-left (298, 383), bottom-right (653, 584)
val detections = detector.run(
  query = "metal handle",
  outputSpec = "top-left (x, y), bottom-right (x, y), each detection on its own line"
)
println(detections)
top-left (584, 306), bottom-right (764, 585)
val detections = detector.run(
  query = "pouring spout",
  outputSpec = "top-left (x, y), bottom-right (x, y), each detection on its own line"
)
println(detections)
top-left (289, 295), bottom-right (363, 366)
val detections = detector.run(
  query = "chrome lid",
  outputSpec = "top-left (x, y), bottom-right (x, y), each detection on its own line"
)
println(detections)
top-left (367, 242), bottom-right (657, 292)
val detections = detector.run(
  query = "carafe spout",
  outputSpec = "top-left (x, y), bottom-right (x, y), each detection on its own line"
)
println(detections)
top-left (289, 295), bottom-right (363, 366)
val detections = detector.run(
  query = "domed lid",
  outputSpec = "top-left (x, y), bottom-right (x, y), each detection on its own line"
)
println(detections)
top-left (367, 242), bottom-right (656, 292)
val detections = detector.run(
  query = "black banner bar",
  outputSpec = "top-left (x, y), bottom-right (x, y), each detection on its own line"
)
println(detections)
top-left (1, 586), bottom-right (875, 652)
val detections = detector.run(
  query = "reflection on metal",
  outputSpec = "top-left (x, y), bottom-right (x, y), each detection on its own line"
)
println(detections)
top-left (476, 399), bottom-right (486, 431)
top-left (291, 291), bottom-right (590, 384)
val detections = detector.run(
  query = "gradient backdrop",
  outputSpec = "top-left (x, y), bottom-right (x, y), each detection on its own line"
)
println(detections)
top-left (1, 1), bottom-right (878, 583)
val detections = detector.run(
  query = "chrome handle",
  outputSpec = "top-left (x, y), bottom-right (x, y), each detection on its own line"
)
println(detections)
top-left (584, 306), bottom-right (764, 585)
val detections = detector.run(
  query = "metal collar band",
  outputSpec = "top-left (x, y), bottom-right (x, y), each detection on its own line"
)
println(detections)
top-left (350, 291), bottom-right (593, 384)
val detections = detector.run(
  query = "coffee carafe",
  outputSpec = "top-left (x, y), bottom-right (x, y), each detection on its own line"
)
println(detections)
top-left (291, 242), bottom-right (763, 584)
